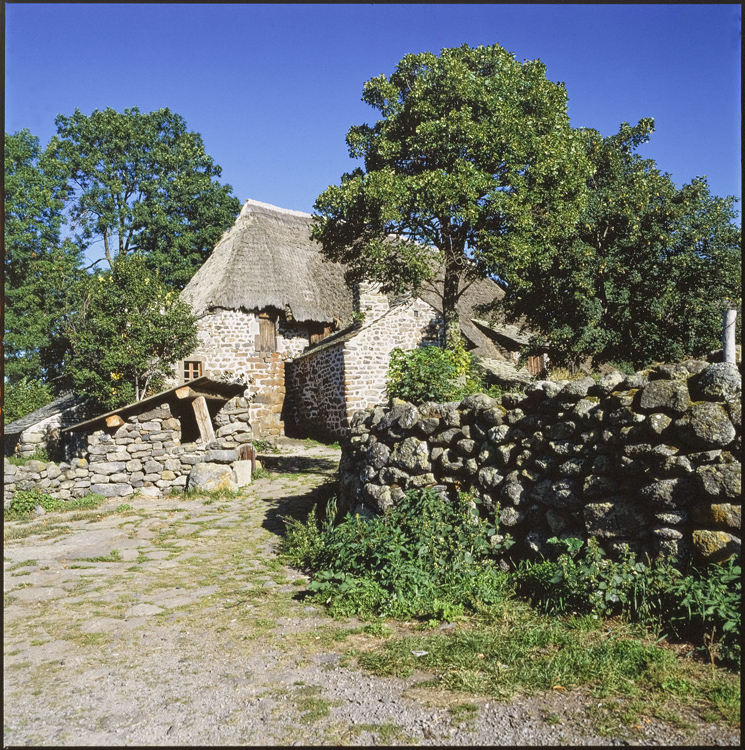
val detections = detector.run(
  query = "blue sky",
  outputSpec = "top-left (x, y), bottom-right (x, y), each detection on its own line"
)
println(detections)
top-left (5, 3), bottom-right (742, 234)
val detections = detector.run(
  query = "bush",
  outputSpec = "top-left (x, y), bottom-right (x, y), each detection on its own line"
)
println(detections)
top-left (281, 488), bottom-right (513, 619)
top-left (386, 337), bottom-right (499, 406)
top-left (513, 537), bottom-right (741, 669)
top-left (4, 378), bottom-right (53, 424)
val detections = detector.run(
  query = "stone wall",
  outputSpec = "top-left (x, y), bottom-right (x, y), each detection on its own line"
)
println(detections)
top-left (338, 360), bottom-right (741, 566)
top-left (7, 402), bottom-right (89, 461)
top-left (285, 342), bottom-right (347, 440)
top-left (287, 298), bottom-right (444, 439)
top-left (4, 397), bottom-right (254, 507)
top-left (343, 298), bottom-right (444, 419)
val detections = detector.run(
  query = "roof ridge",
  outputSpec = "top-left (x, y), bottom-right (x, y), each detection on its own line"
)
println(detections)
top-left (240, 198), bottom-right (312, 220)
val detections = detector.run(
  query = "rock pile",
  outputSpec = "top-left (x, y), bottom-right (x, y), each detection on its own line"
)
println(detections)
top-left (339, 360), bottom-right (741, 565)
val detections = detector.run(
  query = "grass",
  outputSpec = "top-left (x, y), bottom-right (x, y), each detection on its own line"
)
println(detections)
top-left (354, 599), bottom-right (740, 729)
top-left (6, 559), bottom-right (38, 571)
top-left (74, 549), bottom-right (122, 563)
top-left (4, 493), bottom-right (107, 522)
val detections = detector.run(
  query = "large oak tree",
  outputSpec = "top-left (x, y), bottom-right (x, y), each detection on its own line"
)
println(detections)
top-left (498, 119), bottom-right (742, 370)
top-left (312, 44), bottom-right (593, 346)
top-left (50, 107), bottom-right (241, 288)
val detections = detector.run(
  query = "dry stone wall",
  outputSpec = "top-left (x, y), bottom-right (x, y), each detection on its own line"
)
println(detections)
top-left (4, 397), bottom-right (254, 507)
top-left (339, 360), bottom-right (741, 566)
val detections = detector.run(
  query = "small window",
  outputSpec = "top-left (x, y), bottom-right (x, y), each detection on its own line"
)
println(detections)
top-left (183, 361), bottom-right (202, 382)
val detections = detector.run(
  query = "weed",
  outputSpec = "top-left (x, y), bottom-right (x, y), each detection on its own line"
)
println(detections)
top-left (115, 503), bottom-right (133, 513)
top-left (281, 488), bottom-right (513, 620)
top-left (6, 559), bottom-right (37, 572)
top-left (449, 702), bottom-right (479, 722)
top-left (6, 447), bottom-right (50, 466)
top-left (252, 467), bottom-right (271, 480)
top-left (352, 722), bottom-right (413, 743)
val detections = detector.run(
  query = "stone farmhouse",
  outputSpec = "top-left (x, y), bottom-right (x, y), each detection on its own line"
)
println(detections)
top-left (177, 199), bottom-right (532, 440)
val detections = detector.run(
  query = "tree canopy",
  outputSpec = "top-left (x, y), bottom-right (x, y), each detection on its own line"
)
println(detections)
top-left (312, 43), bottom-right (593, 346)
top-left (498, 119), bottom-right (742, 370)
top-left (4, 129), bottom-right (83, 387)
top-left (63, 254), bottom-right (198, 412)
top-left (51, 107), bottom-right (241, 288)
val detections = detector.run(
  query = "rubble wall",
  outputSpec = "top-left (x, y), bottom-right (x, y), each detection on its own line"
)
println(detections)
top-left (4, 397), bottom-right (253, 506)
top-left (339, 361), bottom-right (741, 566)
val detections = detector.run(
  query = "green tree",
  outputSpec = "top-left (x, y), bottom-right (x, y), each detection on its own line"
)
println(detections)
top-left (3, 378), bottom-right (54, 424)
top-left (4, 129), bottom-right (83, 386)
top-left (312, 43), bottom-right (593, 346)
top-left (63, 255), bottom-right (198, 412)
top-left (499, 119), bottom-right (742, 369)
top-left (50, 107), bottom-right (241, 288)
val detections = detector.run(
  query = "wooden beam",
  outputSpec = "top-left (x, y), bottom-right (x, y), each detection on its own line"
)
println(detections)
top-left (106, 415), bottom-right (125, 428)
top-left (192, 395), bottom-right (216, 444)
top-left (176, 385), bottom-right (230, 402)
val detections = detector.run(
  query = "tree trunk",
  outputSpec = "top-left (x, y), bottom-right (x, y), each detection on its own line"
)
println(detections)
top-left (722, 306), bottom-right (737, 364)
top-left (442, 256), bottom-right (461, 349)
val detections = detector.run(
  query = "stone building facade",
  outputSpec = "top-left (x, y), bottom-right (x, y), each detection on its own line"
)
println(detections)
top-left (286, 289), bottom-right (444, 439)
top-left (177, 198), bottom-right (521, 441)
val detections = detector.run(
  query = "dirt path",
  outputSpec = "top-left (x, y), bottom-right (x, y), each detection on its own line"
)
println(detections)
top-left (3, 439), bottom-right (738, 746)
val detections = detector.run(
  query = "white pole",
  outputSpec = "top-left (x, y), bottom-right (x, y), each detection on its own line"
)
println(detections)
top-left (722, 307), bottom-right (737, 364)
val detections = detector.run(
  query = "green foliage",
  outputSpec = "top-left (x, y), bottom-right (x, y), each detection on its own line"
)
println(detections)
top-left (3, 378), bottom-right (54, 424)
top-left (50, 106), bottom-right (241, 288)
top-left (114, 503), bottom-right (133, 513)
top-left (6, 446), bottom-right (51, 466)
top-left (386, 346), bottom-right (461, 404)
top-left (386, 337), bottom-right (495, 406)
top-left (313, 43), bottom-right (593, 345)
top-left (281, 488), bottom-right (513, 619)
top-left (63, 254), bottom-right (198, 411)
top-left (4, 130), bottom-right (84, 385)
top-left (4, 490), bottom-right (106, 520)
top-left (513, 538), bottom-right (741, 669)
top-left (666, 558), bottom-right (741, 668)
top-left (514, 537), bottom-right (677, 623)
top-left (500, 119), bottom-right (742, 369)
top-left (5, 489), bottom-right (61, 518)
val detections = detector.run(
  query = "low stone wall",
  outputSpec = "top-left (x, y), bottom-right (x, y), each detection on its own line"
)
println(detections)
top-left (4, 397), bottom-right (254, 507)
top-left (339, 360), bottom-right (741, 566)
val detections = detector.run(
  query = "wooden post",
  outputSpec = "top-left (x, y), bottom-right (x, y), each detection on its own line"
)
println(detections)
top-left (192, 395), bottom-right (215, 444)
top-left (722, 307), bottom-right (738, 364)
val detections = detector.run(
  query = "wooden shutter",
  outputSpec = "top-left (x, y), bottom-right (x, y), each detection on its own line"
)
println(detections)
top-left (259, 312), bottom-right (277, 352)
top-left (526, 355), bottom-right (544, 377)
top-left (309, 322), bottom-right (332, 346)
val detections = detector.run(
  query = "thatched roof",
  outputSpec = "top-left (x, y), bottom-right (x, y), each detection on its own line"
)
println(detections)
top-left (181, 199), bottom-right (353, 324)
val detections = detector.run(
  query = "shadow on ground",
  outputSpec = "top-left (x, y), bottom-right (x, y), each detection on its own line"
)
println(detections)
top-left (261, 479), bottom-right (338, 536)
top-left (259, 454), bottom-right (340, 476)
